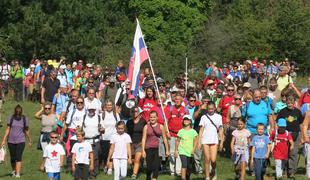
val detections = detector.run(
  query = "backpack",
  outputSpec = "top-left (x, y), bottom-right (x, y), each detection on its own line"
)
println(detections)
top-left (102, 111), bottom-right (118, 122)
top-left (9, 115), bottom-right (27, 131)
top-left (81, 114), bottom-right (101, 131)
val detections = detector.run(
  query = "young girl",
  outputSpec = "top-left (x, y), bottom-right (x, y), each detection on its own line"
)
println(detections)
top-left (40, 131), bottom-right (65, 180)
top-left (71, 128), bottom-right (94, 180)
top-left (175, 115), bottom-right (198, 180)
top-left (230, 118), bottom-right (251, 180)
top-left (270, 118), bottom-right (294, 179)
top-left (108, 121), bottom-right (132, 180)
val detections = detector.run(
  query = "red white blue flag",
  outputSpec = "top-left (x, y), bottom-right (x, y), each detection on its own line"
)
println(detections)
top-left (127, 19), bottom-right (149, 96)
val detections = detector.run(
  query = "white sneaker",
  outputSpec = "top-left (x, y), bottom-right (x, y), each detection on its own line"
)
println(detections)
top-left (10, 171), bottom-right (16, 176)
top-left (14, 174), bottom-right (21, 178)
top-left (107, 169), bottom-right (113, 175)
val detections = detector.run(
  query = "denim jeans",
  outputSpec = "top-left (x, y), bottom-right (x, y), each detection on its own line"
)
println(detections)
top-left (254, 158), bottom-right (266, 180)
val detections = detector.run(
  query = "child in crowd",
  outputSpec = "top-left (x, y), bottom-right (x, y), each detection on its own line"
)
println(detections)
top-left (251, 123), bottom-right (271, 180)
top-left (230, 118), bottom-right (251, 180)
top-left (270, 118), bottom-right (294, 179)
top-left (40, 131), bottom-right (65, 180)
top-left (175, 115), bottom-right (198, 180)
top-left (108, 121), bottom-right (132, 180)
top-left (71, 128), bottom-right (94, 180)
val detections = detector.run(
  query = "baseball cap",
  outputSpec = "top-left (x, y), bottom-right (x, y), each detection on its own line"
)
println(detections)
top-left (277, 118), bottom-right (287, 127)
top-left (88, 104), bottom-right (96, 110)
top-left (183, 115), bottom-right (191, 121)
top-left (243, 82), bottom-right (251, 88)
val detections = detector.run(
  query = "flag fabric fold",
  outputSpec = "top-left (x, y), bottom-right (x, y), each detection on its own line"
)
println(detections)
top-left (127, 19), bottom-right (149, 96)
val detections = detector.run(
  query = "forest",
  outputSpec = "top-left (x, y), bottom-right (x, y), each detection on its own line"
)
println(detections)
top-left (0, 0), bottom-right (309, 78)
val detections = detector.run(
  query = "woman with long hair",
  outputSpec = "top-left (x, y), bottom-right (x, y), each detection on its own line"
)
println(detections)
top-left (1, 105), bottom-right (32, 178)
top-left (126, 107), bottom-right (146, 179)
top-left (100, 99), bottom-right (120, 175)
top-left (142, 110), bottom-right (169, 180)
top-left (35, 102), bottom-right (57, 151)
top-left (138, 86), bottom-right (157, 121)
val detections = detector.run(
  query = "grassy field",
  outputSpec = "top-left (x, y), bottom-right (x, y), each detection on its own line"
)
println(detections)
top-left (0, 100), bottom-right (309, 180)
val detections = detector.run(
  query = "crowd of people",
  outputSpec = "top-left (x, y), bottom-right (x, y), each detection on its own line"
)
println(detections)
top-left (0, 56), bottom-right (310, 180)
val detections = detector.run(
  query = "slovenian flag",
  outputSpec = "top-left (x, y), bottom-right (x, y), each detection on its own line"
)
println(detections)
top-left (127, 19), bottom-right (149, 96)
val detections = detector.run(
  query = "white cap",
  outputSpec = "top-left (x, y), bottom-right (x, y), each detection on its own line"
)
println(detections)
top-left (59, 65), bottom-right (66, 69)
top-left (88, 104), bottom-right (96, 110)
top-left (30, 64), bottom-right (35, 68)
top-left (243, 82), bottom-right (251, 88)
top-left (183, 115), bottom-right (191, 120)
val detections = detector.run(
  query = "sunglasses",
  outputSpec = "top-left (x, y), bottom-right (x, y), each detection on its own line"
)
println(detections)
top-left (45, 107), bottom-right (51, 110)
top-left (234, 98), bottom-right (241, 100)
top-left (227, 89), bottom-right (234, 92)
top-left (88, 82), bottom-right (94, 84)
top-left (50, 136), bottom-right (58, 139)
top-left (77, 101), bottom-right (84, 104)
top-left (189, 100), bottom-right (196, 102)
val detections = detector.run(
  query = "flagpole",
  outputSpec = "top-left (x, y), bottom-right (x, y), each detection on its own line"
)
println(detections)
top-left (137, 19), bottom-right (170, 136)
top-left (185, 55), bottom-right (188, 95)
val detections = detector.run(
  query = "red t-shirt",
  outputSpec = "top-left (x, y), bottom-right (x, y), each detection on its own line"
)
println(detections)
top-left (165, 105), bottom-right (189, 137)
top-left (138, 98), bottom-right (157, 121)
top-left (150, 105), bottom-right (167, 125)
top-left (218, 95), bottom-right (234, 124)
top-left (270, 130), bottom-right (292, 160)
top-left (299, 92), bottom-right (310, 106)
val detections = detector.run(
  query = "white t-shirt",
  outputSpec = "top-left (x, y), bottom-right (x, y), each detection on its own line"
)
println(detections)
top-left (199, 113), bottom-right (222, 144)
top-left (84, 98), bottom-right (102, 114)
top-left (83, 114), bottom-right (104, 144)
top-left (101, 111), bottom-right (120, 141)
top-left (110, 133), bottom-right (132, 159)
top-left (43, 143), bottom-right (65, 173)
top-left (0, 64), bottom-right (11, 80)
top-left (71, 141), bottom-right (93, 165)
top-left (66, 109), bottom-right (85, 140)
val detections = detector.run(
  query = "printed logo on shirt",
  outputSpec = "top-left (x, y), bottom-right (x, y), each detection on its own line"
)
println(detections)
top-left (51, 150), bottom-right (58, 157)
top-left (78, 147), bottom-right (84, 152)
top-left (286, 116), bottom-right (297, 123)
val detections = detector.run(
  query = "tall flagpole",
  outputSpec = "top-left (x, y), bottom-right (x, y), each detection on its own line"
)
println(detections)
top-left (137, 19), bottom-right (170, 135)
top-left (185, 55), bottom-right (188, 95)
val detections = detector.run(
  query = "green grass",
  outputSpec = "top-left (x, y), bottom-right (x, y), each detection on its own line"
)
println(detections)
top-left (0, 100), bottom-right (309, 179)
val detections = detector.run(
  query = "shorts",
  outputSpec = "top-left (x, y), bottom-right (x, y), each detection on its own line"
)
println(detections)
top-left (74, 164), bottom-right (89, 180)
top-left (131, 142), bottom-right (142, 155)
top-left (8, 142), bottom-right (25, 163)
top-left (47, 172), bottom-right (60, 180)
top-left (233, 152), bottom-right (249, 165)
top-left (180, 155), bottom-right (194, 170)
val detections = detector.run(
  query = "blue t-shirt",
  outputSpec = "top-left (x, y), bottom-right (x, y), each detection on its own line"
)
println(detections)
top-left (251, 135), bottom-right (270, 159)
top-left (65, 69), bottom-right (74, 86)
top-left (242, 101), bottom-right (272, 134)
top-left (274, 101), bottom-right (287, 114)
top-left (52, 94), bottom-right (69, 115)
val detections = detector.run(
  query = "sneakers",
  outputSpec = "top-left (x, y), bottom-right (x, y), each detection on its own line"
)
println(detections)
top-left (14, 174), bottom-right (21, 178)
top-left (131, 174), bottom-right (137, 180)
top-left (10, 171), bottom-right (16, 176)
top-left (210, 169), bottom-right (217, 180)
top-left (107, 169), bottom-right (113, 175)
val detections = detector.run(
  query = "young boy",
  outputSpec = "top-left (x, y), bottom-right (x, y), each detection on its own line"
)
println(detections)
top-left (40, 131), bottom-right (65, 180)
top-left (251, 123), bottom-right (271, 180)
top-left (71, 128), bottom-right (94, 180)
top-left (270, 118), bottom-right (294, 179)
